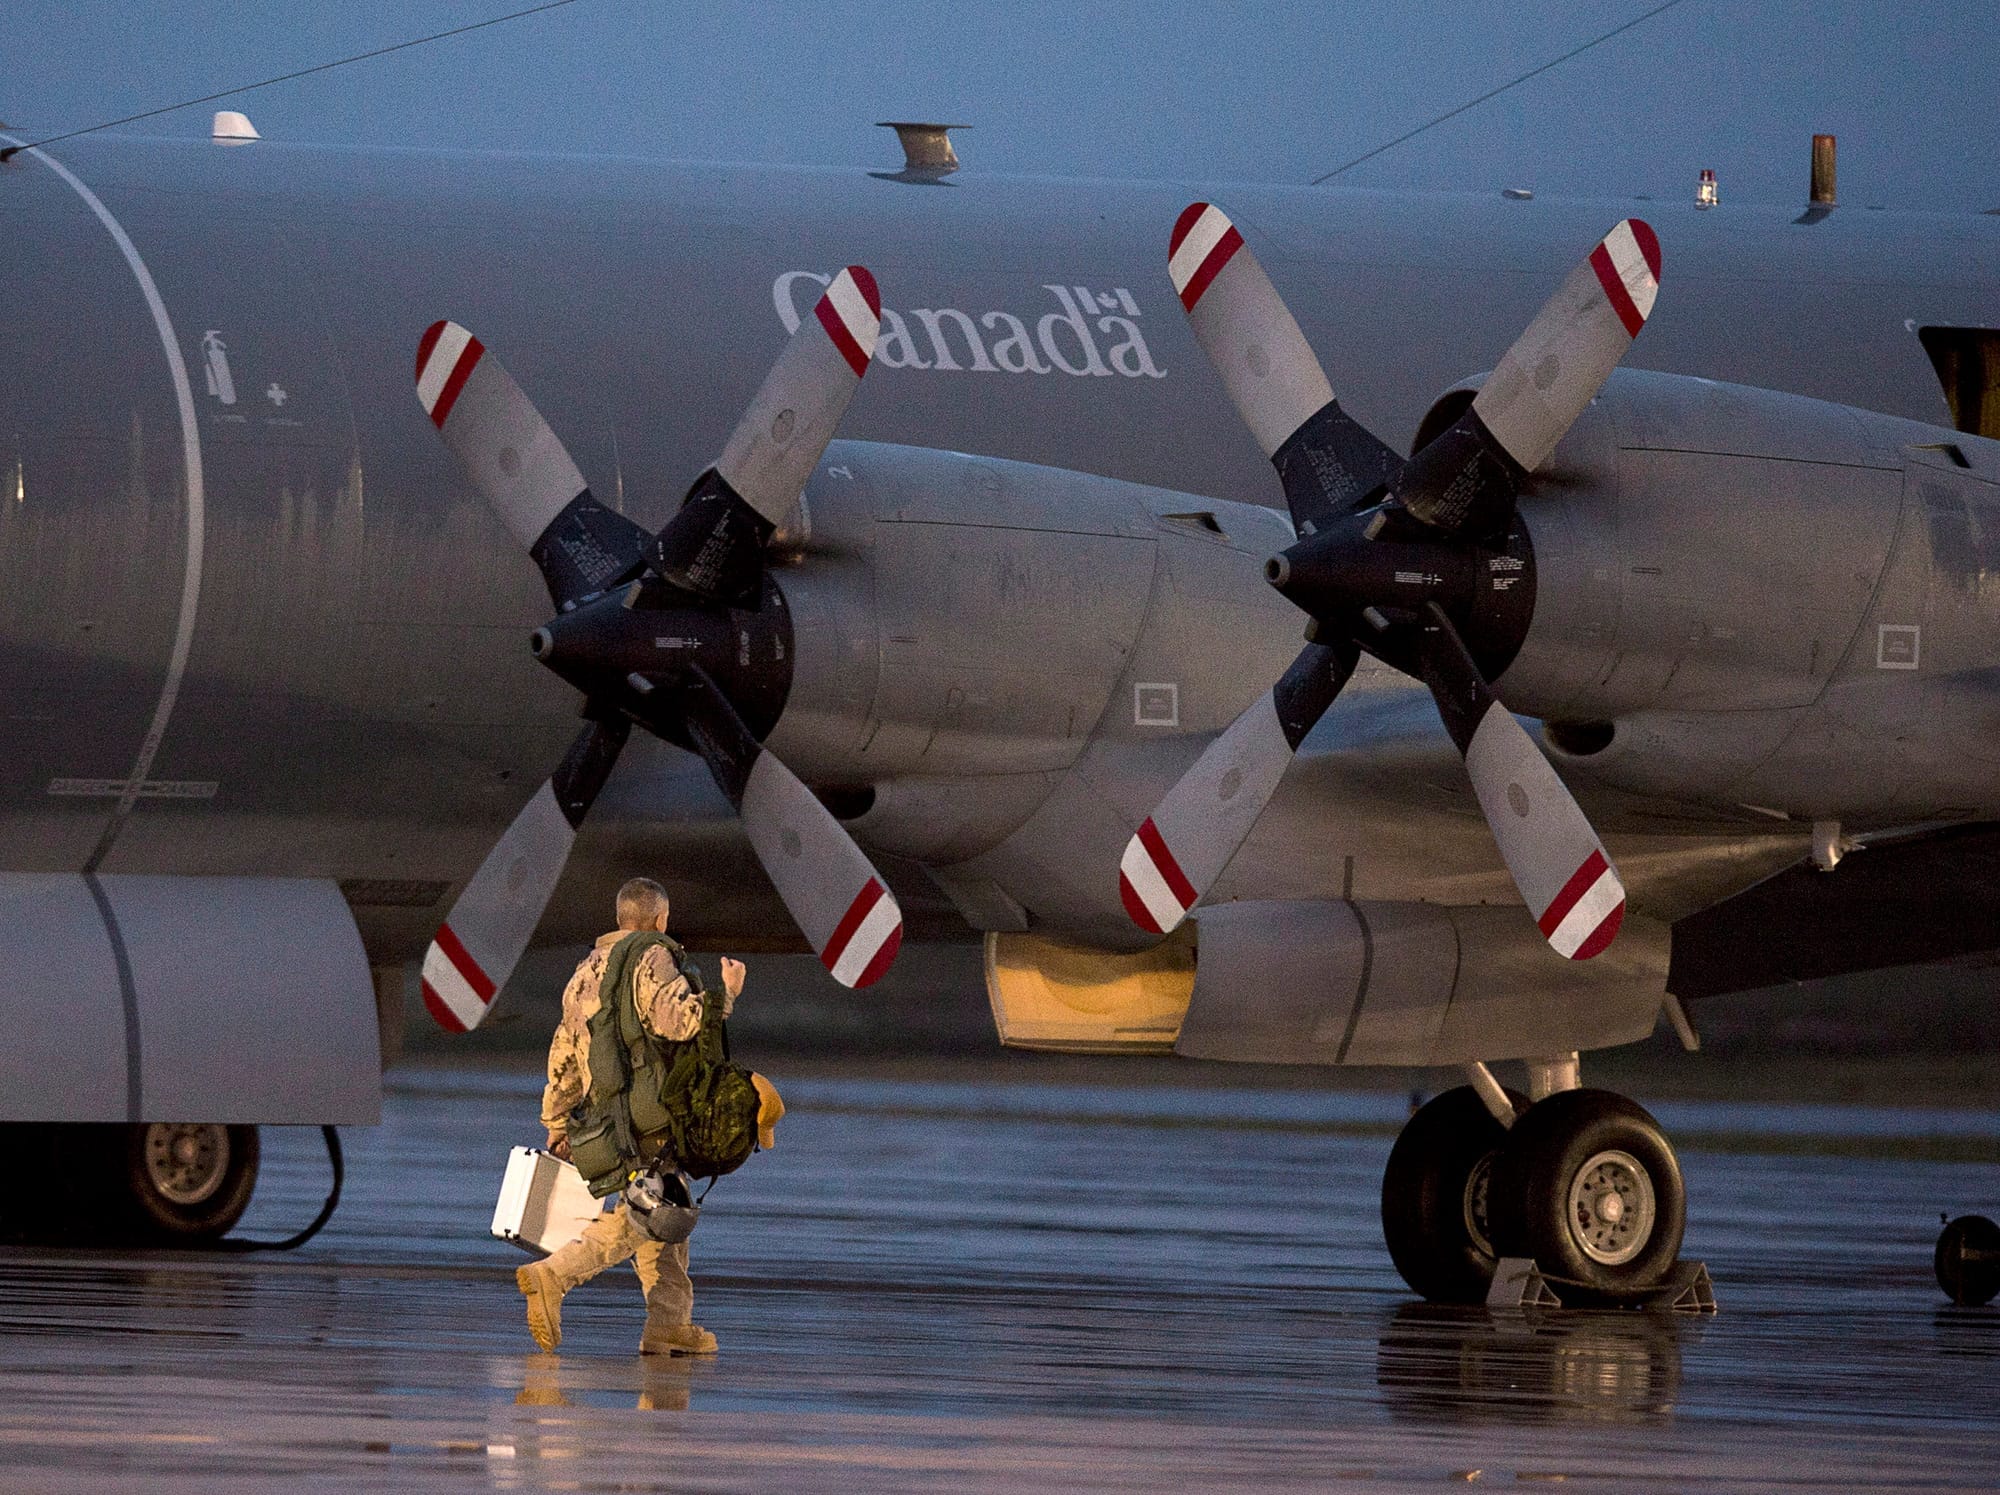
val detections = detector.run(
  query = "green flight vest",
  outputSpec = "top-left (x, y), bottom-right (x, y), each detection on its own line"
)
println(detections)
top-left (565, 932), bottom-right (764, 1196)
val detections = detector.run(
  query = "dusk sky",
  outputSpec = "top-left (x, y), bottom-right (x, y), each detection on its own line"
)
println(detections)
top-left (5, 1), bottom-right (1994, 211)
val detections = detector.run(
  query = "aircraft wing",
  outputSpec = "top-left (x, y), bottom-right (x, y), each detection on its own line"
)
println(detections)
top-left (1669, 821), bottom-right (2000, 999)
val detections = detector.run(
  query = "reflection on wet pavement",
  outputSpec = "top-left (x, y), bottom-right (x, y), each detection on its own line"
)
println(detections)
top-left (0, 1068), bottom-right (1994, 1489)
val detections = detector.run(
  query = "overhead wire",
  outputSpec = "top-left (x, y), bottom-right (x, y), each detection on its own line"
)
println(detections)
top-left (1307, 0), bottom-right (1695, 185)
top-left (0, 0), bottom-right (590, 162)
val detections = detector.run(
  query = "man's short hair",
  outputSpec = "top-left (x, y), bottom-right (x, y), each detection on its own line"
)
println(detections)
top-left (615, 877), bottom-right (670, 931)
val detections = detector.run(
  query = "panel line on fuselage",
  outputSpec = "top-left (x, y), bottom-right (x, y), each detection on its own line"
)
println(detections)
top-left (3, 136), bottom-right (208, 871)
top-left (80, 872), bottom-right (143, 1122)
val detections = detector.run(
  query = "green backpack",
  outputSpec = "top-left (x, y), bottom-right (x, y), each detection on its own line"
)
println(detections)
top-left (567, 932), bottom-right (764, 1196)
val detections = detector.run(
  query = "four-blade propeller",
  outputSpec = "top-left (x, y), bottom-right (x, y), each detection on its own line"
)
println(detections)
top-left (1123, 204), bottom-right (1657, 958)
top-left (416, 268), bottom-right (903, 1031)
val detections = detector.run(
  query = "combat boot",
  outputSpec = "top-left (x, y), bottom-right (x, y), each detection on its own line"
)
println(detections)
top-left (640, 1322), bottom-right (717, 1356)
top-left (517, 1261), bottom-right (564, 1353)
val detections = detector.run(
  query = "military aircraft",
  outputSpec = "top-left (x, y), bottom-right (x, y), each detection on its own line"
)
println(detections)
top-left (2, 120), bottom-right (1997, 1305)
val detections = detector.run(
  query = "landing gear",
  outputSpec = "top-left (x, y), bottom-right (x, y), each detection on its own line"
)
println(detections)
top-left (115, 1123), bottom-right (261, 1242)
top-left (0, 1122), bottom-right (260, 1245)
top-left (1487, 1090), bottom-right (1685, 1295)
top-left (1935, 1214), bottom-right (2000, 1306)
top-left (1381, 1070), bottom-right (1687, 1304)
top-left (1381, 1086), bottom-right (1522, 1304)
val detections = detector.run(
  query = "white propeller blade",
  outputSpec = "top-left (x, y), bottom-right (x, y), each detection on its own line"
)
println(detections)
top-left (1168, 202), bottom-right (1403, 530)
top-left (674, 670), bottom-right (904, 989)
top-left (739, 751), bottom-right (904, 988)
top-left (1463, 706), bottom-right (1626, 960)
top-left (1418, 605), bottom-right (1624, 961)
top-left (422, 785), bottom-right (574, 1032)
top-left (415, 320), bottom-right (649, 605)
top-left (1121, 698), bottom-right (1286, 935)
top-left (416, 320), bottom-right (586, 548)
top-left (421, 718), bottom-right (629, 1031)
top-left (1168, 202), bottom-right (1334, 460)
top-left (1470, 218), bottom-right (1661, 474)
top-left (1121, 642), bottom-right (1356, 934)
top-left (716, 265), bottom-right (881, 525)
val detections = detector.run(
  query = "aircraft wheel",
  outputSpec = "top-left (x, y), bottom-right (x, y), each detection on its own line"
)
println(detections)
top-left (113, 1123), bottom-right (261, 1243)
top-left (1935, 1214), bottom-right (2000, 1306)
top-left (1381, 1084), bottom-right (1525, 1303)
top-left (1489, 1089), bottom-right (1684, 1296)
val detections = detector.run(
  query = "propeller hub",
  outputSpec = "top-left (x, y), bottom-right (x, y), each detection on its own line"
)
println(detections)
top-left (529, 574), bottom-right (795, 744)
top-left (1267, 507), bottom-right (1538, 682)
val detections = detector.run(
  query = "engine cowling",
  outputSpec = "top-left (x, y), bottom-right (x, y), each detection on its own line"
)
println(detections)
top-left (1488, 369), bottom-right (2000, 822)
top-left (764, 440), bottom-right (1299, 874)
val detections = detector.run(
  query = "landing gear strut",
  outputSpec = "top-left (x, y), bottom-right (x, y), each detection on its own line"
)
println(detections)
top-left (1381, 1063), bottom-right (1687, 1304)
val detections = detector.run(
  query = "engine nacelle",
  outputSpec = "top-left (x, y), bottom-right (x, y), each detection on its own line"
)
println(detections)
top-left (1492, 369), bottom-right (2000, 822)
top-left (766, 439), bottom-right (1299, 867)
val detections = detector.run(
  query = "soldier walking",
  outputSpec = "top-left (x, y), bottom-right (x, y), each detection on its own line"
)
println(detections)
top-left (515, 876), bottom-right (780, 1356)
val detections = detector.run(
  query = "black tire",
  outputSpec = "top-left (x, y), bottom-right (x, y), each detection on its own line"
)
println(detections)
top-left (1489, 1089), bottom-right (1684, 1295)
top-left (1935, 1214), bottom-right (2000, 1307)
top-left (1382, 1085), bottom-right (1526, 1303)
top-left (113, 1123), bottom-right (261, 1243)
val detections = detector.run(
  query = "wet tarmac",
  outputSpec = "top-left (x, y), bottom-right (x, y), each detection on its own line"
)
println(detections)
top-left (1, 1066), bottom-right (1996, 1490)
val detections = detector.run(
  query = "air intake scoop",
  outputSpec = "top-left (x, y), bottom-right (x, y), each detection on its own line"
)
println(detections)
top-left (876, 121), bottom-right (968, 177)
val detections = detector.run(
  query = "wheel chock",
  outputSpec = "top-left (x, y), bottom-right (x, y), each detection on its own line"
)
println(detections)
top-left (1653, 1260), bottom-right (1718, 1313)
top-left (1487, 1257), bottom-right (1565, 1310)
top-left (1486, 1257), bottom-right (1717, 1314)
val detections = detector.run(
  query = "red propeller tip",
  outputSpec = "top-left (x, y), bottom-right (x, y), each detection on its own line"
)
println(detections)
top-left (1628, 218), bottom-right (1662, 278)
top-left (843, 265), bottom-right (881, 318)
top-left (414, 320), bottom-right (447, 380)
top-left (421, 979), bottom-right (469, 1033)
top-left (1169, 201), bottom-right (1211, 257)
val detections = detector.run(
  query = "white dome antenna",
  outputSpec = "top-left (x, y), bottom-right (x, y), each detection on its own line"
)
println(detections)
top-left (211, 110), bottom-right (261, 145)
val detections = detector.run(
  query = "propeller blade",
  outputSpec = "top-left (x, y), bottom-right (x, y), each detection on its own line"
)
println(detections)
top-left (1121, 639), bottom-right (1358, 933)
top-left (415, 320), bottom-right (651, 607)
top-left (1395, 219), bottom-right (1660, 536)
top-left (1169, 202), bottom-right (1402, 533)
top-left (672, 668), bottom-right (904, 988)
top-left (718, 266), bottom-right (882, 523)
top-left (1415, 604), bottom-right (1624, 960)
top-left (653, 266), bottom-right (882, 601)
top-left (421, 714), bottom-right (632, 1031)
top-left (1471, 218), bottom-right (1661, 474)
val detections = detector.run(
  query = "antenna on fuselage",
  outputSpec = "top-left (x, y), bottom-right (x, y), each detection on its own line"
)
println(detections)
top-left (212, 111), bottom-right (260, 145)
top-left (1795, 133), bottom-right (1838, 225)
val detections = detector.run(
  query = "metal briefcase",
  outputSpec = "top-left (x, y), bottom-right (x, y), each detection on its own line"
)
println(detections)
top-left (491, 1146), bottom-right (606, 1254)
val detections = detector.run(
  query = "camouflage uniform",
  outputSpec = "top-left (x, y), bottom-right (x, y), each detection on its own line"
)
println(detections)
top-left (535, 930), bottom-right (735, 1350)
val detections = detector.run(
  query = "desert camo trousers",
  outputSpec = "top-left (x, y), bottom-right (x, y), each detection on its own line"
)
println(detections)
top-left (540, 1202), bottom-right (693, 1329)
